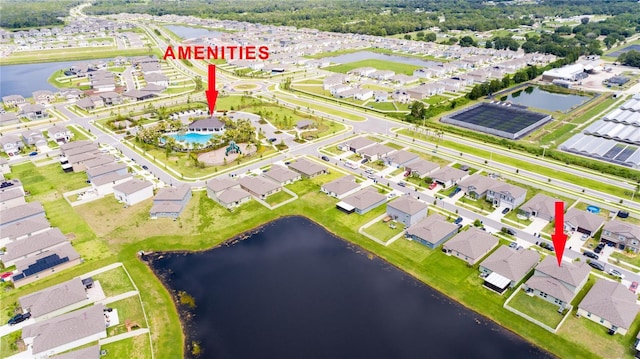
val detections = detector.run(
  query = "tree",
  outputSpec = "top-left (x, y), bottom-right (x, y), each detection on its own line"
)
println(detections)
top-left (618, 50), bottom-right (640, 68)
top-left (194, 76), bottom-right (203, 91)
top-left (581, 17), bottom-right (590, 25)
top-left (424, 32), bottom-right (437, 42)
top-left (459, 36), bottom-right (476, 47)
top-left (404, 34), bottom-right (411, 40)
top-left (409, 101), bottom-right (426, 119)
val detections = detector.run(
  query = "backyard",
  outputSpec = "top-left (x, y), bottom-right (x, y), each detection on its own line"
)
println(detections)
top-left (507, 290), bottom-right (565, 329)
top-left (363, 219), bottom-right (404, 242)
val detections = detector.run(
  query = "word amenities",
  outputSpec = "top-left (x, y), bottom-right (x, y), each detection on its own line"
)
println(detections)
top-left (163, 45), bottom-right (269, 60)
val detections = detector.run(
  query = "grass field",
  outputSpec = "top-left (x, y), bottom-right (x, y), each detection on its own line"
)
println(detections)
top-left (265, 190), bottom-right (294, 206)
top-left (100, 335), bottom-right (152, 359)
top-left (508, 290), bottom-right (565, 328)
top-left (280, 95), bottom-right (366, 121)
top-left (326, 59), bottom-right (422, 76)
top-left (363, 219), bottom-right (404, 242)
top-left (107, 296), bottom-right (148, 336)
top-left (93, 266), bottom-right (137, 297)
top-left (0, 48), bottom-right (160, 65)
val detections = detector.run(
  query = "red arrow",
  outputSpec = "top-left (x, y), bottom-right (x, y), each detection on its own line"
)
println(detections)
top-left (551, 201), bottom-right (567, 267)
top-left (205, 64), bottom-right (218, 115)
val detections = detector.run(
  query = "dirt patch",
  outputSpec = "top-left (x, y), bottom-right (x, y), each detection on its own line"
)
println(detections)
top-left (197, 143), bottom-right (256, 166)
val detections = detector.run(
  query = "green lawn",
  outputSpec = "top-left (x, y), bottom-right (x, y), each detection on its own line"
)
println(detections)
top-left (68, 127), bottom-right (90, 141)
top-left (368, 101), bottom-right (397, 111)
top-left (265, 190), bottom-right (295, 206)
top-left (610, 251), bottom-right (640, 268)
top-left (280, 95), bottom-right (366, 121)
top-left (0, 330), bottom-right (22, 358)
top-left (508, 290), bottom-right (565, 328)
top-left (100, 335), bottom-right (152, 359)
top-left (0, 48), bottom-right (159, 65)
top-left (326, 59), bottom-right (421, 76)
top-left (93, 266), bottom-right (137, 297)
top-left (384, 141), bottom-right (404, 150)
top-left (363, 220), bottom-right (404, 242)
top-left (107, 296), bottom-right (148, 336)
top-left (458, 196), bottom-right (494, 213)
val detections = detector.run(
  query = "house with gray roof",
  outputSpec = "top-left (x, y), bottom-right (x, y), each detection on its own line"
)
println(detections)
top-left (577, 279), bottom-right (639, 335)
top-left (430, 166), bottom-right (468, 189)
top-left (0, 216), bottom-right (51, 245)
top-left (386, 196), bottom-right (428, 226)
top-left (458, 174), bottom-right (496, 199)
top-left (0, 112), bottom-right (20, 126)
top-left (405, 159), bottom-right (440, 178)
top-left (20, 103), bottom-right (48, 120)
top-left (0, 178), bottom-right (25, 210)
top-left (206, 178), bottom-right (251, 209)
top-left (524, 255), bottom-right (590, 308)
top-left (480, 246), bottom-right (540, 293)
top-left (384, 150), bottom-right (418, 168)
top-left (338, 187), bottom-right (386, 215)
top-left (264, 165), bottom-right (301, 185)
top-left (13, 242), bottom-right (81, 288)
top-left (601, 219), bottom-right (640, 253)
top-left (113, 178), bottom-right (154, 206)
top-left (2, 227), bottom-right (68, 267)
top-left (0, 134), bottom-right (24, 156)
top-left (150, 184), bottom-right (192, 218)
top-left (188, 117), bottom-right (225, 133)
top-left (564, 208), bottom-right (605, 237)
top-left (238, 176), bottom-right (281, 199)
top-left (486, 181), bottom-right (527, 209)
top-left (296, 119), bottom-right (315, 130)
top-left (443, 227), bottom-right (499, 265)
top-left (32, 90), bottom-right (56, 104)
top-left (19, 277), bottom-right (90, 321)
top-left (321, 175), bottom-right (360, 199)
top-left (21, 129), bottom-right (47, 147)
top-left (518, 193), bottom-right (558, 222)
top-left (48, 125), bottom-right (73, 144)
top-left (288, 158), bottom-right (327, 178)
top-left (345, 137), bottom-right (376, 153)
top-left (359, 143), bottom-right (394, 161)
top-left (22, 304), bottom-right (107, 356)
top-left (406, 213), bottom-right (459, 249)
top-left (2, 94), bottom-right (26, 108)
top-left (0, 201), bottom-right (45, 228)
top-left (50, 345), bottom-right (100, 359)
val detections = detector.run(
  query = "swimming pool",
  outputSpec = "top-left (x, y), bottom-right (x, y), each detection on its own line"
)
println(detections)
top-left (167, 132), bottom-right (214, 145)
top-left (586, 205), bottom-right (600, 214)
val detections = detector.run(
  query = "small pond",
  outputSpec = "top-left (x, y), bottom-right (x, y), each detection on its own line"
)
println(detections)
top-left (502, 86), bottom-right (590, 112)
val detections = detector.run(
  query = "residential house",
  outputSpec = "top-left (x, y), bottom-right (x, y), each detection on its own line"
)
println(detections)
top-left (321, 175), bottom-right (361, 199)
top-left (373, 91), bottom-right (388, 102)
top-left (87, 162), bottom-right (130, 195)
top-left (206, 178), bottom-right (251, 209)
top-left (337, 187), bottom-right (386, 215)
top-left (75, 97), bottom-right (96, 111)
top-left (564, 208), bottom-right (605, 237)
top-left (390, 74), bottom-right (419, 86)
top-left (518, 193), bottom-right (558, 222)
top-left (0, 179), bottom-right (26, 209)
top-left (20, 103), bottom-right (48, 120)
top-left (524, 256), bottom-right (591, 308)
top-left (150, 184), bottom-right (192, 218)
top-left (370, 70), bottom-right (395, 81)
top-left (385, 150), bottom-right (418, 168)
top-left (48, 125), bottom-right (73, 144)
top-left (349, 67), bottom-right (376, 77)
top-left (405, 159), bottom-right (439, 178)
top-left (238, 176), bottom-right (281, 200)
top-left (32, 90), bottom-right (56, 105)
top-left (386, 196), bottom-right (428, 226)
top-left (480, 246), bottom-right (540, 293)
top-left (391, 90), bottom-right (411, 103)
top-left (601, 220), bottom-right (640, 253)
top-left (12, 242), bottom-right (81, 288)
top-left (144, 72), bottom-right (169, 87)
top-left (59, 89), bottom-right (83, 101)
top-left (113, 178), bottom-right (154, 206)
top-left (430, 166), bottom-right (468, 189)
top-left (99, 92), bottom-right (122, 106)
top-left (18, 278), bottom-right (91, 321)
top-left (0, 201), bottom-right (45, 228)
top-left (140, 84), bottom-right (165, 94)
top-left (21, 129), bottom-right (47, 147)
top-left (1, 228), bottom-right (68, 268)
top-left (123, 89), bottom-right (156, 101)
top-left (406, 83), bottom-right (445, 100)
top-left (22, 304), bottom-right (107, 357)
top-left (577, 279), bottom-right (639, 335)
top-left (359, 143), bottom-right (394, 161)
top-left (296, 120), bottom-right (315, 130)
top-left (443, 227), bottom-right (499, 265)
top-left (406, 213), bottom-right (459, 249)
top-left (0, 112), bottom-right (20, 126)
top-left (345, 137), bottom-right (376, 153)
top-left (353, 89), bottom-right (373, 101)
top-left (458, 174), bottom-right (495, 199)
top-left (486, 181), bottom-right (527, 209)
top-left (263, 165), bottom-right (301, 185)
top-left (288, 158), bottom-right (327, 178)
top-left (0, 216), bottom-right (51, 246)
top-left (2, 94), bottom-right (26, 108)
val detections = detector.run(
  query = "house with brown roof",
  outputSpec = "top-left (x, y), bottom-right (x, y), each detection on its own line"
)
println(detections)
top-left (524, 256), bottom-right (591, 308)
top-left (1, 227), bottom-right (68, 267)
top-left (443, 227), bottom-right (499, 265)
top-left (405, 159), bottom-right (440, 178)
top-left (564, 208), bottom-right (605, 237)
top-left (458, 174), bottom-right (495, 199)
top-left (386, 196), bottom-right (428, 226)
top-left (263, 165), bottom-right (301, 185)
top-left (601, 219), bottom-right (640, 253)
top-left (321, 175), bottom-right (361, 199)
top-left (458, 174), bottom-right (527, 209)
top-left (238, 176), bottom-right (281, 200)
top-left (337, 187), bottom-right (387, 215)
top-left (150, 184), bottom-right (192, 219)
top-left (113, 178), bottom-right (154, 206)
top-left (480, 246), bottom-right (540, 293)
top-left (518, 193), bottom-right (558, 222)
top-left (19, 277), bottom-right (91, 321)
top-left (406, 213), bottom-right (459, 249)
top-left (287, 158), bottom-right (327, 178)
top-left (22, 304), bottom-right (107, 356)
top-left (430, 166), bottom-right (468, 189)
top-left (13, 242), bottom-right (81, 288)
top-left (577, 279), bottom-right (639, 335)
top-left (206, 178), bottom-right (251, 209)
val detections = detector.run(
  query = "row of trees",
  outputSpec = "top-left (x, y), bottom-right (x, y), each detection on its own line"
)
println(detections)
top-left (0, 0), bottom-right (80, 29)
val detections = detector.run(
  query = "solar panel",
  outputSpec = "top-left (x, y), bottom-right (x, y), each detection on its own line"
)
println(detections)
top-left (444, 103), bottom-right (549, 138)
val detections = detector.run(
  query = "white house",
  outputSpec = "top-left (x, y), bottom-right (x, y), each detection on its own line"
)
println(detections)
top-left (113, 178), bottom-right (154, 206)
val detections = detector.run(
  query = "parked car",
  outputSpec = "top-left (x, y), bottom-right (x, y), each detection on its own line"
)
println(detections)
top-left (428, 182), bottom-right (438, 190)
top-left (449, 187), bottom-right (461, 198)
top-left (501, 207), bottom-right (510, 215)
top-left (398, 182), bottom-right (406, 187)
top-left (608, 269), bottom-right (624, 279)
top-left (617, 210), bottom-right (629, 218)
top-left (501, 227), bottom-right (516, 236)
top-left (0, 271), bottom-right (13, 282)
top-left (321, 156), bottom-right (330, 162)
top-left (630, 281), bottom-right (638, 293)
top-left (580, 234), bottom-right (588, 241)
top-left (142, 165), bottom-right (149, 171)
top-left (588, 261), bottom-right (605, 271)
top-left (594, 243), bottom-right (605, 254)
top-left (361, 158), bottom-right (369, 164)
top-left (8, 312), bottom-right (31, 325)
top-left (539, 242), bottom-right (554, 251)
top-left (582, 251), bottom-right (599, 260)
top-left (509, 242), bottom-right (517, 249)
top-left (268, 138), bottom-right (277, 142)
top-left (28, 151), bottom-right (38, 156)
top-left (454, 217), bottom-right (463, 225)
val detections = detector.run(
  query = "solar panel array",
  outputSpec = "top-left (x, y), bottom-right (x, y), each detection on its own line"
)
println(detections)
top-left (12, 254), bottom-right (70, 282)
top-left (0, 181), bottom-right (15, 189)
top-left (446, 103), bottom-right (549, 135)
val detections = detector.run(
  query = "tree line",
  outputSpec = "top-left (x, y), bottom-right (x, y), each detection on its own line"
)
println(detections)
top-left (0, 0), bottom-right (80, 29)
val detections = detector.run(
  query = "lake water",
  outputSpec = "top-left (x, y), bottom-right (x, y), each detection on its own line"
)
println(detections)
top-left (149, 216), bottom-right (552, 359)
top-left (0, 58), bottom-right (110, 99)
top-left (503, 86), bottom-right (590, 112)
top-left (322, 50), bottom-right (440, 68)
top-left (164, 25), bottom-right (224, 40)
